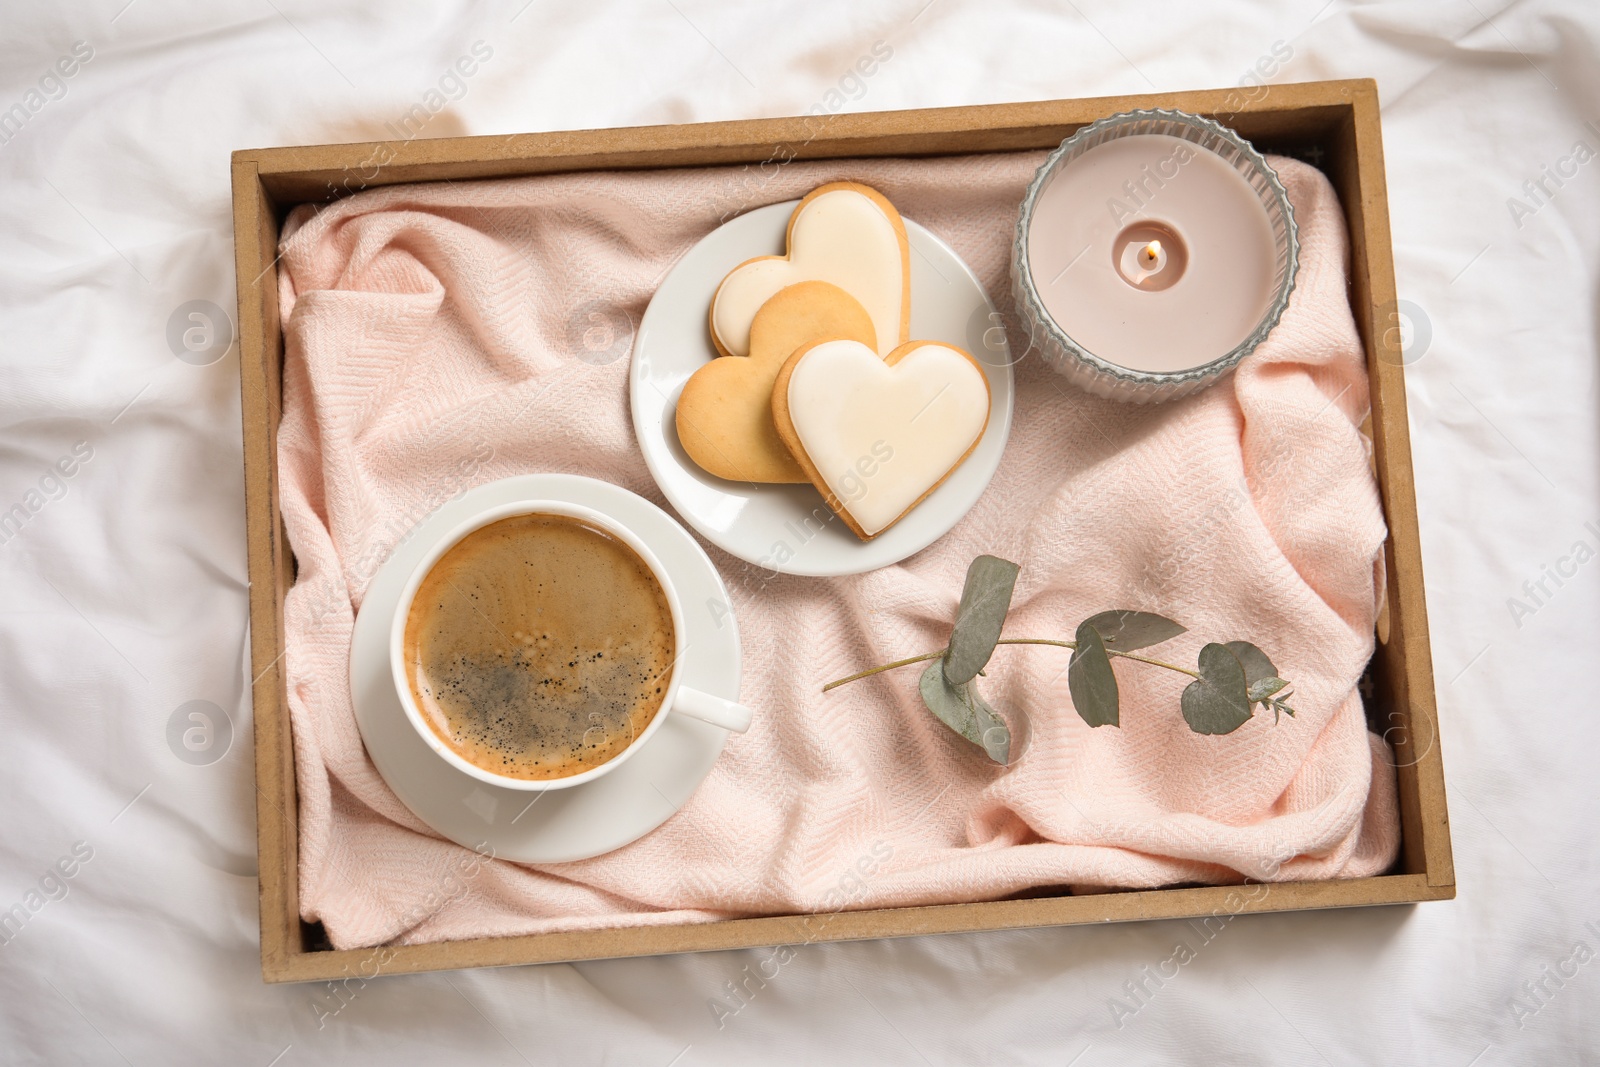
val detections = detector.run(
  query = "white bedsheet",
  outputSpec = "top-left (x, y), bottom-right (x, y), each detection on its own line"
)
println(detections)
top-left (1, 0), bottom-right (1595, 1062)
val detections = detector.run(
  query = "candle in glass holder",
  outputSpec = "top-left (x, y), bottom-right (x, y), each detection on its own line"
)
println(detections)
top-left (1012, 110), bottom-right (1298, 402)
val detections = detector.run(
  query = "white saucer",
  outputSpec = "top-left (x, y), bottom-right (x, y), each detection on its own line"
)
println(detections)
top-left (631, 200), bottom-right (1015, 577)
top-left (348, 474), bottom-right (740, 863)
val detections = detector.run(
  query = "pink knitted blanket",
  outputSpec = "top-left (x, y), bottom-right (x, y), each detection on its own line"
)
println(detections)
top-left (275, 151), bottom-right (1399, 949)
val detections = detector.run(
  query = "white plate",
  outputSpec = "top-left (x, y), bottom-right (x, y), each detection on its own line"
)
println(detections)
top-left (631, 201), bottom-right (1014, 577)
top-left (348, 474), bottom-right (740, 864)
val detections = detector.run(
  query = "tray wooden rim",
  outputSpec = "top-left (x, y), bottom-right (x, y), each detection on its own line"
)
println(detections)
top-left (233, 78), bottom-right (1453, 984)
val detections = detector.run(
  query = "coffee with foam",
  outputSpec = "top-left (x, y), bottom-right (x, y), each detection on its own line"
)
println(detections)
top-left (401, 513), bottom-right (676, 781)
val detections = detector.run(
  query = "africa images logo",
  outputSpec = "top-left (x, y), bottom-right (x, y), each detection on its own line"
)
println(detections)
top-left (0, 41), bottom-right (94, 150)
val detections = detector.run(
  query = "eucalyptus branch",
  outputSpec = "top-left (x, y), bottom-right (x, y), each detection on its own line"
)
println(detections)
top-left (819, 555), bottom-right (1298, 764)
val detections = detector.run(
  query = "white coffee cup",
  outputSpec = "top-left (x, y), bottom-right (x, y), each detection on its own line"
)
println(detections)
top-left (390, 500), bottom-right (752, 791)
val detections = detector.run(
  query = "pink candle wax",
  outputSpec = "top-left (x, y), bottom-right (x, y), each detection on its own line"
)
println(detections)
top-left (1025, 134), bottom-right (1278, 373)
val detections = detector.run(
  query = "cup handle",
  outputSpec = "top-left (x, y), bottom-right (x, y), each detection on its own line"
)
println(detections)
top-left (671, 686), bottom-right (753, 734)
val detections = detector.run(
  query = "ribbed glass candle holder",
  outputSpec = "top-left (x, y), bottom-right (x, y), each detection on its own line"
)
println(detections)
top-left (1011, 109), bottom-right (1299, 403)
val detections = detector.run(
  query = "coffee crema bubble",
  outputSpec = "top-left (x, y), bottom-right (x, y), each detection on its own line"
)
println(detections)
top-left (402, 513), bottom-right (675, 781)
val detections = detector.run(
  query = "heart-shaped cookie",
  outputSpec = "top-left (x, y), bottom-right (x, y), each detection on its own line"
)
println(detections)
top-left (772, 338), bottom-right (991, 540)
top-left (676, 281), bottom-right (877, 483)
top-left (710, 182), bottom-right (910, 360)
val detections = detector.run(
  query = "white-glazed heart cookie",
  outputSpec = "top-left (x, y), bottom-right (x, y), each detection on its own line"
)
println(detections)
top-left (710, 182), bottom-right (910, 360)
top-left (771, 338), bottom-right (991, 541)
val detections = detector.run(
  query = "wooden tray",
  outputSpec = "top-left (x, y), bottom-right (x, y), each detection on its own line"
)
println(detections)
top-left (232, 78), bottom-right (1453, 984)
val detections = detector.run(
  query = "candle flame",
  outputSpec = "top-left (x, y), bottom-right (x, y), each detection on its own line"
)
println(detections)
top-left (1142, 240), bottom-right (1162, 264)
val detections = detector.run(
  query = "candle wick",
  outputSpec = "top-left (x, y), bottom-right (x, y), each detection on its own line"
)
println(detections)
top-left (1142, 240), bottom-right (1161, 265)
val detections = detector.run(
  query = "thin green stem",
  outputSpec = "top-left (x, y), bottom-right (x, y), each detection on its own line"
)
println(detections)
top-left (820, 651), bottom-right (945, 692)
top-left (993, 638), bottom-right (1075, 649)
top-left (1105, 649), bottom-right (1201, 678)
top-left (821, 636), bottom-right (1203, 693)
top-left (993, 638), bottom-right (1200, 677)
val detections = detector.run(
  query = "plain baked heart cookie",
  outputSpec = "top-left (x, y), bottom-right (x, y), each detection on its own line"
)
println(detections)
top-left (676, 281), bottom-right (877, 483)
top-left (710, 182), bottom-right (910, 360)
top-left (772, 339), bottom-right (991, 540)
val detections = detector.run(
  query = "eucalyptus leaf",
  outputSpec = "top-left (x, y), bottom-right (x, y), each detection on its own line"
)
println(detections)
top-left (964, 682), bottom-right (1012, 765)
top-left (1223, 641), bottom-right (1278, 687)
top-left (1181, 643), bottom-right (1254, 735)
top-left (919, 659), bottom-right (1010, 764)
top-left (1247, 677), bottom-right (1289, 701)
top-left (944, 555), bottom-right (1021, 686)
top-left (1068, 621), bottom-right (1119, 728)
top-left (920, 658), bottom-right (976, 738)
top-left (1082, 609), bottom-right (1187, 652)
